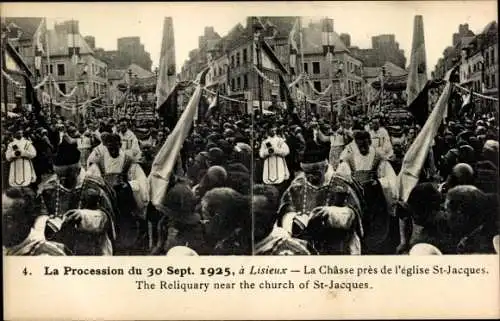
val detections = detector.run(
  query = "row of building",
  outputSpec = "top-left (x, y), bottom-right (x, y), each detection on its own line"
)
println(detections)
top-left (179, 17), bottom-right (408, 112)
top-left (432, 21), bottom-right (498, 98)
top-left (1, 17), bottom-right (154, 109)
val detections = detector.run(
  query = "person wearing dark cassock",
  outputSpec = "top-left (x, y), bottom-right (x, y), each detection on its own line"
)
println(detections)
top-left (3, 187), bottom-right (68, 256)
top-left (253, 185), bottom-right (310, 255)
top-left (285, 125), bottom-right (306, 178)
top-left (35, 140), bottom-right (117, 255)
top-left (5, 130), bottom-right (37, 188)
top-left (86, 133), bottom-right (149, 254)
top-left (278, 145), bottom-right (364, 255)
top-left (31, 128), bottom-right (55, 186)
top-left (336, 129), bottom-right (398, 254)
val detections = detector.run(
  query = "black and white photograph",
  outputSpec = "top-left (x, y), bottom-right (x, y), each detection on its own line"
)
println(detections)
top-left (2, 2), bottom-right (499, 258)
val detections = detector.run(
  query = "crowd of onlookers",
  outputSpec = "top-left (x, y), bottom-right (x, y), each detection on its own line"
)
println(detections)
top-left (2, 86), bottom-right (499, 255)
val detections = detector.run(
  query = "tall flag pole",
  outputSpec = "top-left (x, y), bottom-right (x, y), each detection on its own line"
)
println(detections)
top-left (149, 67), bottom-right (210, 213)
top-left (288, 18), bottom-right (299, 75)
top-left (406, 15), bottom-right (428, 107)
top-left (43, 18), bottom-right (53, 113)
top-left (156, 17), bottom-right (176, 112)
top-left (33, 18), bottom-right (45, 79)
top-left (397, 66), bottom-right (457, 202)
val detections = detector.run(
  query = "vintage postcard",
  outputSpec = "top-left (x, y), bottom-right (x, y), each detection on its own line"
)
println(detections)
top-left (2, 1), bottom-right (499, 319)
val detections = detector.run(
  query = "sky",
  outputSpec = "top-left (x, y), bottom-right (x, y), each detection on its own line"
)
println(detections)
top-left (3, 1), bottom-right (498, 76)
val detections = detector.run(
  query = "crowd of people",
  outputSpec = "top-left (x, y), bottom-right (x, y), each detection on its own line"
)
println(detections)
top-left (2, 84), bottom-right (499, 256)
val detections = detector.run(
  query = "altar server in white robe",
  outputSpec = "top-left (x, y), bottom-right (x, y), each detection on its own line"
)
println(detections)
top-left (5, 130), bottom-right (37, 187)
top-left (368, 117), bottom-right (394, 160)
top-left (259, 126), bottom-right (290, 186)
top-left (117, 118), bottom-right (142, 162)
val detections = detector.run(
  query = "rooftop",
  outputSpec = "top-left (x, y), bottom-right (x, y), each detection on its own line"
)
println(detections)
top-left (46, 28), bottom-right (94, 56)
top-left (302, 22), bottom-right (349, 55)
top-left (3, 17), bottom-right (43, 41)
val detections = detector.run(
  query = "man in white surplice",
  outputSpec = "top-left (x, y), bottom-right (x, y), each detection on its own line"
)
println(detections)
top-left (368, 117), bottom-right (394, 160)
top-left (336, 129), bottom-right (397, 206)
top-left (5, 130), bottom-right (37, 187)
top-left (259, 126), bottom-right (290, 186)
top-left (86, 133), bottom-right (149, 253)
top-left (336, 129), bottom-right (398, 253)
top-left (117, 118), bottom-right (142, 162)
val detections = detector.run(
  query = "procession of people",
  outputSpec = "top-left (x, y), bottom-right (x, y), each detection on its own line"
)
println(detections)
top-left (3, 73), bottom-right (499, 257)
top-left (2, 14), bottom-right (499, 257)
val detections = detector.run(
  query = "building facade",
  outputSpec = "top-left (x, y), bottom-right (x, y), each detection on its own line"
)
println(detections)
top-left (457, 21), bottom-right (498, 98)
top-left (433, 23), bottom-right (476, 79)
top-left (349, 34), bottom-right (406, 69)
top-left (3, 17), bottom-right (44, 78)
top-left (95, 36), bottom-right (152, 72)
top-left (301, 19), bottom-right (363, 112)
top-left (45, 20), bottom-right (108, 102)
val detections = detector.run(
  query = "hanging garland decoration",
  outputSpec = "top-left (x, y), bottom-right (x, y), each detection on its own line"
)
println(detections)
top-left (202, 87), bottom-right (246, 104)
top-left (253, 65), bottom-right (278, 87)
top-left (33, 75), bottom-right (50, 90)
top-left (51, 80), bottom-right (78, 98)
top-left (288, 73), bottom-right (304, 89)
top-left (2, 70), bottom-right (26, 89)
top-left (306, 79), bottom-right (333, 96)
top-left (453, 83), bottom-right (499, 102)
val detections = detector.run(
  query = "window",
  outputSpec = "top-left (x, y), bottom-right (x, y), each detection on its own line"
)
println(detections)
top-left (243, 74), bottom-right (248, 89)
top-left (231, 56), bottom-right (235, 68)
top-left (231, 78), bottom-right (235, 90)
top-left (236, 77), bottom-right (241, 90)
top-left (312, 62), bottom-right (320, 74)
top-left (492, 74), bottom-right (496, 88)
top-left (491, 48), bottom-right (495, 65)
top-left (243, 48), bottom-right (248, 63)
top-left (313, 81), bottom-right (321, 92)
top-left (485, 75), bottom-right (490, 88)
top-left (303, 62), bottom-right (308, 73)
top-left (236, 52), bottom-right (240, 66)
top-left (57, 64), bottom-right (65, 76)
top-left (58, 83), bottom-right (66, 94)
top-left (68, 47), bottom-right (80, 56)
top-left (485, 51), bottom-right (489, 67)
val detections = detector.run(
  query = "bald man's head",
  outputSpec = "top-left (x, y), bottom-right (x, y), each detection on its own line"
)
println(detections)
top-left (447, 163), bottom-right (475, 189)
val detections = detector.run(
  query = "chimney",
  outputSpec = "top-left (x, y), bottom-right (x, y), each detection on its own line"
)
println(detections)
top-left (340, 33), bottom-right (351, 47)
top-left (84, 36), bottom-right (95, 49)
top-left (204, 26), bottom-right (214, 36)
